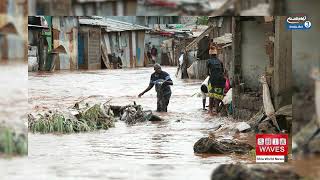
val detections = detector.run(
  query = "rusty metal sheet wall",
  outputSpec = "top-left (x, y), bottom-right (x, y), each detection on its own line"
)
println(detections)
top-left (131, 31), bottom-right (136, 67)
top-left (119, 31), bottom-right (131, 68)
top-left (0, 0), bottom-right (27, 61)
top-left (52, 17), bottom-right (78, 70)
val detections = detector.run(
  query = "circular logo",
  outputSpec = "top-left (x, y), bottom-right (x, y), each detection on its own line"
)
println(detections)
top-left (304, 21), bottom-right (312, 29)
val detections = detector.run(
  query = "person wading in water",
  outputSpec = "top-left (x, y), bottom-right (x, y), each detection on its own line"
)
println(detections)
top-left (138, 64), bottom-right (173, 112)
top-left (207, 45), bottom-right (225, 116)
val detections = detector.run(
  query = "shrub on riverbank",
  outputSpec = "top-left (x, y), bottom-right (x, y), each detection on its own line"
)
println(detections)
top-left (0, 126), bottom-right (27, 156)
top-left (28, 104), bottom-right (115, 134)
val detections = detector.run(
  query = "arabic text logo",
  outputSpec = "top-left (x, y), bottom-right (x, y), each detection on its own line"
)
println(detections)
top-left (286, 15), bottom-right (311, 30)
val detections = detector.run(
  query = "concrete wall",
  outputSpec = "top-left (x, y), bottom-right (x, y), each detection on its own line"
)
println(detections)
top-left (240, 20), bottom-right (269, 91)
top-left (52, 17), bottom-right (78, 70)
top-left (288, 0), bottom-right (320, 90)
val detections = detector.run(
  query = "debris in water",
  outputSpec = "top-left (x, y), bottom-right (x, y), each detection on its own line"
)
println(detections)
top-left (235, 122), bottom-right (251, 132)
top-left (118, 104), bottom-right (163, 124)
top-left (211, 164), bottom-right (301, 180)
top-left (29, 98), bottom-right (162, 133)
top-left (193, 137), bottom-right (253, 154)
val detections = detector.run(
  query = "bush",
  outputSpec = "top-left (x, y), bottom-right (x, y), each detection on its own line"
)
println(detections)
top-left (0, 126), bottom-right (27, 156)
top-left (28, 104), bottom-right (115, 134)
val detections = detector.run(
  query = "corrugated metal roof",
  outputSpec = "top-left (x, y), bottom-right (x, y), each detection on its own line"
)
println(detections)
top-left (104, 18), bottom-right (151, 32)
top-left (79, 18), bottom-right (109, 27)
top-left (79, 18), bottom-right (150, 32)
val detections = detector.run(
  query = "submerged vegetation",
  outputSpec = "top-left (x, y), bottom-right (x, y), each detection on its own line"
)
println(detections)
top-left (0, 126), bottom-right (28, 156)
top-left (29, 103), bottom-right (115, 134)
top-left (29, 98), bottom-right (162, 134)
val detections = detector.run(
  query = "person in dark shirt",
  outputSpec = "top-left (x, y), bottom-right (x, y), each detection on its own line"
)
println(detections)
top-left (151, 45), bottom-right (158, 63)
top-left (207, 52), bottom-right (225, 116)
top-left (138, 64), bottom-right (173, 112)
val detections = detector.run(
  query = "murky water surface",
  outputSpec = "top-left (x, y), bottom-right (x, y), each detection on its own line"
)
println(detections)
top-left (0, 63), bottom-right (27, 133)
top-left (2, 67), bottom-right (251, 180)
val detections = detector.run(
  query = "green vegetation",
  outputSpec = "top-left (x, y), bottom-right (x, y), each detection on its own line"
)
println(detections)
top-left (248, 149), bottom-right (256, 158)
top-left (29, 104), bottom-right (115, 134)
top-left (0, 126), bottom-right (27, 156)
top-left (197, 16), bottom-right (209, 25)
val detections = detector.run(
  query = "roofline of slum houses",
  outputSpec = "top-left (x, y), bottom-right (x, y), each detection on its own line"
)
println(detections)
top-left (140, 0), bottom-right (284, 16)
top-left (78, 17), bottom-right (151, 32)
top-left (148, 24), bottom-right (209, 38)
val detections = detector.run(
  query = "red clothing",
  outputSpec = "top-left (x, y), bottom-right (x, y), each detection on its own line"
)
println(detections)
top-left (224, 78), bottom-right (230, 94)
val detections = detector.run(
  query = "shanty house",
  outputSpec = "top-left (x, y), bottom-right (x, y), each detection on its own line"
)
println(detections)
top-left (78, 18), bottom-right (107, 70)
top-left (100, 18), bottom-right (150, 68)
top-left (79, 17), bottom-right (150, 69)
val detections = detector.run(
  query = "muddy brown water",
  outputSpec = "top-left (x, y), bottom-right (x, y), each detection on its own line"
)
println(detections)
top-left (0, 66), bottom-right (288, 179)
top-left (293, 155), bottom-right (320, 178)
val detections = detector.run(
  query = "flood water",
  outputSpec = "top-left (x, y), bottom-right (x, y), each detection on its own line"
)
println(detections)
top-left (0, 63), bottom-right (27, 133)
top-left (1, 67), bottom-right (250, 180)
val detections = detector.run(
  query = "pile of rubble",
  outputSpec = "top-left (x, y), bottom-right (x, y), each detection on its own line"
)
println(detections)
top-left (247, 104), bottom-right (292, 134)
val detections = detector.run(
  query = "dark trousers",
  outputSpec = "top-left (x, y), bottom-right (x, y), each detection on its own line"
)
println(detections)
top-left (157, 93), bottom-right (171, 112)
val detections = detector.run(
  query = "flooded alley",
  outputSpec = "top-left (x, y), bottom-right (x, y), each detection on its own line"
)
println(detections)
top-left (1, 67), bottom-right (251, 180)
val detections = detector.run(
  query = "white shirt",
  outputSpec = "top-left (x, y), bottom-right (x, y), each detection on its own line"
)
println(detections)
top-left (201, 76), bottom-right (210, 99)
top-left (179, 54), bottom-right (184, 66)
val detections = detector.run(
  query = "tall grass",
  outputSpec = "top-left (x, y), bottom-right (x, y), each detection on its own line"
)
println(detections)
top-left (0, 126), bottom-right (28, 156)
top-left (29, 104), bottom-right (115, 134)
